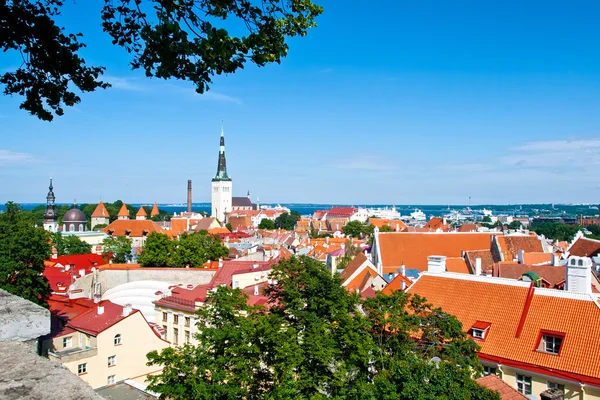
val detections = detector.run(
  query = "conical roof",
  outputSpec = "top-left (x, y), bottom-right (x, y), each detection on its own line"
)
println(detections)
top-left (136, 206), bottom-right (147, 217)
top-left (117, 204), bottom-right (129, 217)
top-left (92, 201), bottom-right (109, 218)
top-left (150, 202), bottom-right (160, 216)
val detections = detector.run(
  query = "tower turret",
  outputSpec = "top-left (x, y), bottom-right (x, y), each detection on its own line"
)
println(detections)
top-left (211, 123), bottom-right (233, 222)
top-left (43, 178), bottom-right (58, 232)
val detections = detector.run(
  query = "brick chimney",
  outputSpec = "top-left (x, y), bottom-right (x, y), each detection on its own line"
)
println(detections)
top-left (187, 180), bottom-right (192, 213)
top-left (540, 389), bottom-right (564, 400)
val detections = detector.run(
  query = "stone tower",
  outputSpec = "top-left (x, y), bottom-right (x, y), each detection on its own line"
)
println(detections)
top-left (211, 124), bottom-right (232, 222)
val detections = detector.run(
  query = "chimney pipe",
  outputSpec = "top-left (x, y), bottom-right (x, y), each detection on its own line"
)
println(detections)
top-left (254, 285), bottom-right (259, 295)
top-left (97, 305), bottom-right (104, 315)
top-left (474, 258), bottom-right (482, 276)
top-left (187, 180), bottom-right (192, 213)
top-left (427, 256), bottom-right (446, 273)
top-left (122, 304), bottom-right (132, 317)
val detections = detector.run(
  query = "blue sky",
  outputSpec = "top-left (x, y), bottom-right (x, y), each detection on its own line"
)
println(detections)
top-left (2, 0), bottom-right (600, 205)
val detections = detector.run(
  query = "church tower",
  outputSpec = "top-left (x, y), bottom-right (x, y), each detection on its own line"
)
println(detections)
top-left (211, 124), bottom-right (232, 222)
top-left (43, 178), bottom-right (58, 232)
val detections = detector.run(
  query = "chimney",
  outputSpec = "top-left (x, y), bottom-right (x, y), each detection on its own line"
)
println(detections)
top-left (253, 263), bottom-right (258, 269)
top-left (401, 281), bottom-right (406, 291)
top-left (517, 249), bottom-right (525, 264)
top-left (566, 256), bottom-right (592, 294)
top-left (443, 217), bottom-right (447, 226)
top-left (122, 304), bottom-right (132, 317)
top-left (326, 237), bottom-right (329, 244)
top-left (218, 258), bottom-right (223, 268)
top-left (552, 253), bottom-right (561, 267)
top-left (474, 257), bottom-right (482, 276)
top-left (97, 305), bottom-right (104, 315)
top-left (187, 180), bottom-right (192, 213)
top-left (427, 256), bottom-right (446, 273)
top-left (254, 285), bottom-right (259, 295)
top-left (401, 264), bottom-right (406, 276)
top-left (79, 269), bottom-right (85, 277)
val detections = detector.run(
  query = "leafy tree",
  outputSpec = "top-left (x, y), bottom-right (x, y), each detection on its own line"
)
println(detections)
top-left (2, 0), bottom-right (323, 121)
top-left (482, 216), bottom-right (492, 223)
top-left (507, 220), bottom-right (522, 230)
top-left (531, 222), bottom-right (582, 241)
top-left (225, 223), bottom-right (233, 232)
top-left (147, 256), bottom-right (498, 400)
top-left (274, 212), bottom-right (300, 231)
top-left (379, 224), bottom-right (393, 232)
top-left (139, 232), bottom-right (173, 267)
top-left (0, 202), bottom-right (52, 307)
top-left (342, 220), bottom-right (366, 237)
top-left (258, 218), bottom-right (275, 230)
top-left (101, 235), bottom-right (132, 264)
top-left (171, 232), bottom-right (229, 268)
top-left (53, 233), bottom-right (92, 255)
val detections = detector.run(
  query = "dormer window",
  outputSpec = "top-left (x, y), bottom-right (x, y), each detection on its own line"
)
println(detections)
top-left (536, 330), bottom-right (565, 355)
top-left (470, 321), bottom-right (491, 340)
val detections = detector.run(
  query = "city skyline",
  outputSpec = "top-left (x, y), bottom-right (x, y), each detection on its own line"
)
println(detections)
top-left (2, 0), bottom-right (600, 204)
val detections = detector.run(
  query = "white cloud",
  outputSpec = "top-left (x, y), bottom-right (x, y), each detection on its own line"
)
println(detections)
top-left (0, 150), bottom-right (36, 166)
top-left (103, 75), bottom-right (147, 91)
top-left (513, 139), bottom-right (600, 152)
top-left (195, 90), bottom-right (243, 104)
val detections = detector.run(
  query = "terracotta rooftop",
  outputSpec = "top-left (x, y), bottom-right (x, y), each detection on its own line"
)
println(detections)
top-left (496, 235), bottom-right (543, 261)
top-left (339, 253), bottom-right (368, 282)
top-left (376, 232), bottom-right (495, 273)
top-left (91, 201), bottom-right (109, 218)
top-left (569, 237), bottom-right (600, 258)
top-left (136, 206), bottom-right (147, 217)
top-left (493, 262), bottom-right (566, 287)
top-left (476, 374), bottom-right (527, 399)
top-left (445, 257), bottom-right (469, 274)
top-left (103, 219), bottom-right (166, 237)
top-left (117, 204), bottom-right (129, 217)
top-left (408, 273), bottom-right (600, 386)
top-left (522, 252), bottom-right (553, 266)
top-left (382, 273), bottom-right (413, 295)
top-left (151, 202), bottom-right (160, 216)
top-left (458, 223), bottom-right (479, 233)
top-left (464, 249), bottom-right (495, 273)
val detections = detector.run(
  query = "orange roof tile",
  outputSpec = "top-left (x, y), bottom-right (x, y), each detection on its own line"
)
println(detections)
top-left (476, 374), bottom-right (527, 400)
top-left (103, 219), bottom-right (167, 237)
top-left (136, 206), bottom-right (147, 217)
top-left (117, 204), bottom-right (129, 217)
top-left (464, 250), bottom-right (495, 272)
top-left (408, 273), bottom-right (600, 385)
top-left (445, 257), bottom-right (469, 274)
top-left (569, 237), bottom-right (600, 257)
top-left (458, 223), bottom-right (479, 233)
top-left (91, 201), bottom-right (109, 218)
top-left (207, 227), bottom-right (230, 235)
top-left (382, 273), bottom-right (413, 295)
top-left (150, 202), bottom-right (160, 216)
top-left (496, 235), bottom-right (543, 261)
top-left (522, 252), bottom-right (552, 266)
top-left (376, 232), bottom-right (495, 274)
top-left (339, 253), bottom-right (368, 282)
top-left (424, 217), bottom-right (450, 232)
top-left (345, 268), bottom-right (377, 292)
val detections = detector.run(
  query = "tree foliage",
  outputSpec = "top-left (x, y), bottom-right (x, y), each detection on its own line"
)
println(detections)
top-left (146, 256), bottom-right (499, 400)
top-left (258, 218), bottom-right (275, 230)
top-left (342, 220), bottom-right (373, 238)
top-left (531, 222), bottom-right (582, 241)
top-left (0, 202), bottom-right (52, 307)
top-left (139, 231), bottom-right (228, 267)
top-left (2, 0), bottom-right (323, 121)
top-left (274, 212), bottom-right (300, 231)
top-left (101, 235), bottom-right (132, 264)
top-left (52, 233), bottom-right (92, 256)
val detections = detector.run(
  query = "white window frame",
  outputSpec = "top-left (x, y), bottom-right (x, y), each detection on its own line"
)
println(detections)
top-left (107, 375), bottom-right (116, 386)
top-left (516, 374), bottom-right (532, 395)
top-left (185, 330), bottom-right (190, 344)
top-left (77, 363), bottom-right (87, 375)
top-left (114, 334), bottom-right (121, 346)
top-left (472, 328), bottom-right (485, 339)
top-left (108, 355), bottom-right (116, 367)
top-left (62, 336), bottom-right (72, 348)
top-left (173, 327), bottom-right (179, 345)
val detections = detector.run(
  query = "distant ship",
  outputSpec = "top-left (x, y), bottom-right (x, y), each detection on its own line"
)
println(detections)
top-left (409, 209), bottom-right (426, 221)
top-left (362, 206), bottom-right (401, 220)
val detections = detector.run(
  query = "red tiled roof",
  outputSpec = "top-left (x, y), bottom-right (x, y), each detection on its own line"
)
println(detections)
top-left (522, 252), bottom-right (553, 266)
top-left (117, 204), bottom-right (129, 217)
top-left (136, 206), bottom-right (147, 217)
top-left (340, 253), bottom-right (368, 282)
top-left (458, 223), bottom-right (478, 233)
top-left (43, 254), bottom-right (106, 292)
top-left (464, 250), bottom-right (495, 273)
top-left (476, 374), bottom-right (527, 400)
top-left (445, 257), bottom-right (469, 274)
top-left (103, 219), bottom-right (166, 237)
top-left (91, 202), bottom-right (109, 218)
top-left (569, 237), bottom-right (600, 257)
top-left (424, 217), bottom-right (450, 232)
top-left (208, 259), bottom-right (277, 289)
top-left (493, 263), bottom-right (566, 287)
top-left (496, 235), bottom-right (543, 261)
top-left (327, 207), bottom-right (357, 218)
top-left (150, 202), bottom-right (160, 216)
top-left (408, 273), bottom-right (600, 386)
top-left (376, 232), bottom-right (494, 273)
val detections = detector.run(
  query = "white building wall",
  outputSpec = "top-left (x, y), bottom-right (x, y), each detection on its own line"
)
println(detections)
top-left (211, 180), bottom-right (232, 222)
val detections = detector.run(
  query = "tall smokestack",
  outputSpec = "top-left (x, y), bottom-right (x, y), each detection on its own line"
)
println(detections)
top-left (187, 180), bottom-right (192, 213)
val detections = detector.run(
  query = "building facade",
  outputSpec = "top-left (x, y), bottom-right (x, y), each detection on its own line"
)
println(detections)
top-left (211, 126), bottom-right (232, 222)
top-left (43, 178), bottom-right (59, 232)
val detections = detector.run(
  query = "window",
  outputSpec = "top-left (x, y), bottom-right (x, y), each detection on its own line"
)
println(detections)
top-left (516, 374), bottom-right (532, 395)
top-left (173, 314), bottom-right (179, 325)
top-left (173, 328), bottom-right (179, 345)
top-left (185, 330), bottom-right (190, 344)
top-left (483, 366), bottom-right (497, 376)
top-left (472, 329), bottom-right (485, 339)
top-left (107, 375), bottom-right (116, 386)
top-left (77, 363), bottom-right (87, 375)
top-left (547, 381), bottom-right (565, 392)
top-left (63, 336), bottom-right (72, 348)
top-left (69, 224), bottom-right (75, 232)
top-left (162, 312), bottom-right (168, 322)
top-left (108, 355), bottom-right (116, 367)
top-left (185, 317), bottom-right (190, 327)
top-left (543, 335), bottom-right (563, 354)
top-left (114, 334), bottom-right (121, 346)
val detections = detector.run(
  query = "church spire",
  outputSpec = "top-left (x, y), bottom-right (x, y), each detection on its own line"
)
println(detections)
top-left (43, 177), bottom-right (58, 225)
top-left (213, 122), bottom-right (231, 181)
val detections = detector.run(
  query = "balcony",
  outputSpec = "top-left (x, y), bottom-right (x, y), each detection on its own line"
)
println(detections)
top-left (48, 346), bottom-right (98, 363)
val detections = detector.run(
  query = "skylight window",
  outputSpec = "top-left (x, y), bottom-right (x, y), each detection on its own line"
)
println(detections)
top-left (470, 321), bottom-right (491, 340)
top-left (537, 331), bottom-right (565, 355)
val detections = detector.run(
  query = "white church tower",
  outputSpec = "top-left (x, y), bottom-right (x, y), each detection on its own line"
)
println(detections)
top-left (43, 178), bottom-right (59, 232)
top-left (211, 124), bottom-right (232, 222)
